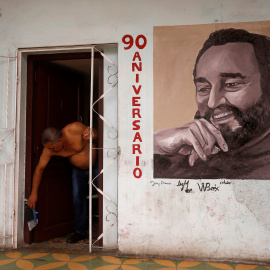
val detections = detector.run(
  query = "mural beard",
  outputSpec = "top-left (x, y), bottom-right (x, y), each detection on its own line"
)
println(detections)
top-left (195, 98), bottom-right (270, 149)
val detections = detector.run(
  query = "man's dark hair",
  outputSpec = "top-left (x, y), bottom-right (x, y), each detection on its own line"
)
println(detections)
top-left (41, 127), bottom-right (63, 144)
top-left (193, 28), bottom-right (270, 102)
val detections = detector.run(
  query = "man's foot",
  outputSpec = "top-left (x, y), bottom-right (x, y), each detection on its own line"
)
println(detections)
top-left (66, 232), bottom-right (86, 244)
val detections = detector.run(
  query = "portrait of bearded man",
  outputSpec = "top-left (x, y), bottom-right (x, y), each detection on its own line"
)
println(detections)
top-left (154, 28), bottom-right (270, 179)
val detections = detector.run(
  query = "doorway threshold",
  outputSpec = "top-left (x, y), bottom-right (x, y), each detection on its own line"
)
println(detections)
top-left (20, 234), bottom-right (90, 255)
top-left (21, 215), bottom-right (100, 255)
top-left (19, 235), bottom-right (119, 256)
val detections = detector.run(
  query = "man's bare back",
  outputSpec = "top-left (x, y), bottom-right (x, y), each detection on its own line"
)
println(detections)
top-left (27, 122), bottom-right (98, 210)
top-left (44, 122), bottom-right (97, 169)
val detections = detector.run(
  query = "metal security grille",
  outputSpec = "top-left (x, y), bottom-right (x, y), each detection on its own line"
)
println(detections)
top-left (89, 47), bottom-right (118, 252)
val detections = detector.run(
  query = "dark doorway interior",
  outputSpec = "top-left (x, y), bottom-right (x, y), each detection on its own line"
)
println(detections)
top-left (24, 52), bottom-right (103, 248)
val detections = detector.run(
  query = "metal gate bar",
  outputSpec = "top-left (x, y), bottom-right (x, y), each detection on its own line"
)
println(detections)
top-left (89, 46), bottom-right (118, 251)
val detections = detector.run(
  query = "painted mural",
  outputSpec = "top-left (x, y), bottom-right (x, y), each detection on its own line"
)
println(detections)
top-left (153, 22), bottom-right (270, 179)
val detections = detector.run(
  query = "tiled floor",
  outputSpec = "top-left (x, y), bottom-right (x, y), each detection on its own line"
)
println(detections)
top-left (0, 252), bottom-right (269, 270)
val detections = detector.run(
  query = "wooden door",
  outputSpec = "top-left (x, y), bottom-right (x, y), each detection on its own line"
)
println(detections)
top-left (25, 57), bottom-right (84, 243)
top-left (25, 52), bottom-right (103, 245)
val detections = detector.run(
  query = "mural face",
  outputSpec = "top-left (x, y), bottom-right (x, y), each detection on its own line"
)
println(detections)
top-left (195, 43), bottom-right (262, 150)
top-left (154, 25), bottom-right (270, 179)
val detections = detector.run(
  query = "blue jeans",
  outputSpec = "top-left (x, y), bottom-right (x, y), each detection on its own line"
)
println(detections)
top-left (72, 164), bottom-right (99, 236)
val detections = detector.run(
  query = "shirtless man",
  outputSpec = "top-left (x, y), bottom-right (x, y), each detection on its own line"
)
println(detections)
top-left (27, 121), bottom-right (98, 243)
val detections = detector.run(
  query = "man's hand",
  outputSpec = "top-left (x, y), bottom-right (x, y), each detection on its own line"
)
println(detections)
top-left (27, 193), bottom-right (38, 210)
top-left (83, 127), bottom-right (90, 140)
top-left (154, 119), bottom-right (228, 166)
top-left (83, 127), bottom-right (98, 141)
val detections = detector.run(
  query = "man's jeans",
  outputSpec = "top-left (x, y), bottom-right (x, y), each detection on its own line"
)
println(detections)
top-left (72, 164), bottom-right (99, 236)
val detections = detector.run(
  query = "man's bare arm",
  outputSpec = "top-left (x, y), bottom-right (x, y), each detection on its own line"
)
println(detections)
top-left (27, 149), bottom-right (52, 210)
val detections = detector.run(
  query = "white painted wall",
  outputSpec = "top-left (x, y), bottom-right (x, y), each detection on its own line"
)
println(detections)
top-left (0, 0), bottom-right (269, 263)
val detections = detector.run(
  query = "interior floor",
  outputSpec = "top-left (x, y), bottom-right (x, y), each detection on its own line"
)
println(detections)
top-left (21, 215), bottom-right (99, 255)
top-left (22, 194), bottom-right (100, 254)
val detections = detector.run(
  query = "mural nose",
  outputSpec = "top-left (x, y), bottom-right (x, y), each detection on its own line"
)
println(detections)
top-left (207, 86), bottom-right (225, 109)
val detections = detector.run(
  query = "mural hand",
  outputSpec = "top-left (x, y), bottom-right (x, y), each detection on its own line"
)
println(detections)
top-left (154, 119), bottom-right (228, 165)
top-left (188, 146), bottom-right (220, 166)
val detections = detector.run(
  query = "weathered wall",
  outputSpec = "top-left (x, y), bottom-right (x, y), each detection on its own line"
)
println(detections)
top-left (0, 0), bottom-right (269, 263)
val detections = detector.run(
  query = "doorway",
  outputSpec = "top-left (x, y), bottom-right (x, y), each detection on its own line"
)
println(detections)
top-left (24, 52), bottom-right (104, 247)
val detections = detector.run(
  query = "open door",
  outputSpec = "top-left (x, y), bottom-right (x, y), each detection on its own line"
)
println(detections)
top-left (24, 52), bottom-right (103, 244)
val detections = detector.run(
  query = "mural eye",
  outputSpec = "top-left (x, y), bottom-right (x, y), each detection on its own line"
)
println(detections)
top-left (198, 88), bottom-right (210, 95)
top-left (225, 82), bottom-right (239, 87)
top-left (224, 81), bottom-right (246, 91)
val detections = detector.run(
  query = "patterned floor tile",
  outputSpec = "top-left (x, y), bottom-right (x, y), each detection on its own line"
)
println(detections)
top-left (94, 256), bottom-right (149, 270)
top-left (204, 262), bottom-right (268, 270)
top-left (0, 252), bottom-right (270, 270)
top-left (176, 260), bottom-right (205, 269)
top-left (148, 260), bottom-right (205, 270)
